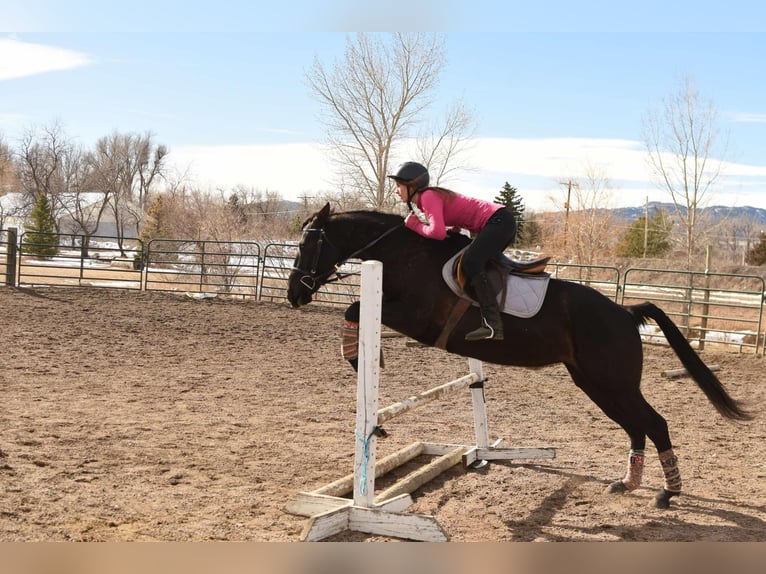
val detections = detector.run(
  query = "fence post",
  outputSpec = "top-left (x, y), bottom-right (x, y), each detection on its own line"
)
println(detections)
top-left (5, 227), bottom-right (18, 286)
top-left (79, 235), bottom-right (87, 282)
top-left (699, 246), bottom-right (712, 351)
top-left (199, 241), bottom-right (206, 293)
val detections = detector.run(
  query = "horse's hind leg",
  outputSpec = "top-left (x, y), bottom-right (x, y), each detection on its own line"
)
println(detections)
top-left (604, 394), bottom-right (682, 508)
top-left (566, 365), bottom-right (681, 508)
top-left (565, 365), bottom-right (648, 489)
top-left (606, 445), bottom-right (647, 494)
top-left (654, 448), bottom-right (682, 509)
top-left (612, 392), bottom-right (682, 508)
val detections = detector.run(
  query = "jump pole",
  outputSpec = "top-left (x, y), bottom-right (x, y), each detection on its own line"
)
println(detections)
top-left (285, 260), bottom-right (555, 542)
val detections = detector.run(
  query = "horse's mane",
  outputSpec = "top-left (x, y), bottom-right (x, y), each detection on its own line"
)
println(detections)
top-left (330, 210), bottom-right (404, 229)
top-left (328, 208), bottom-right (471, 254)
top-left (306, 206), bottom-right (470, 257)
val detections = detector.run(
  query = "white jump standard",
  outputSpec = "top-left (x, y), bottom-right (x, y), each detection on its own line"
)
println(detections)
top-left (285, 260), bottom-right (555, 542)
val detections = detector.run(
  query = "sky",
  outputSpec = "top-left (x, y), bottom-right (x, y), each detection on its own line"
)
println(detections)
top-left (2, 1), bottom-right (766, 212)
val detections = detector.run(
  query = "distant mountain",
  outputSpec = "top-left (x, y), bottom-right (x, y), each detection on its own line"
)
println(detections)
top-left (610, 202), bottom-right (766, 225)
top-left (281, 198), bottom-right (766, 228)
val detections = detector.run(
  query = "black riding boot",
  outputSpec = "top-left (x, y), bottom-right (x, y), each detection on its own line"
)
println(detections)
top-left (465, 273), bottom-right (504, 341)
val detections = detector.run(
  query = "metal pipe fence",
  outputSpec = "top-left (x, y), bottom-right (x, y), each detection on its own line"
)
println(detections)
top-left (2, 229), bottom-right (765, 354)
top-left (548, 262), bottom-right (621, 301)
top-left (260, 242), bottom-right (361, 307)
top-left (17, 231), bottom-right (143, 290)
top-left (622, 268), bottom-right (765, 354)
top-left (144, 239), bottom-right (261, 298)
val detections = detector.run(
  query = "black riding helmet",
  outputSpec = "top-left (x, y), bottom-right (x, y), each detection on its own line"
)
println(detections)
top-left (387, 161), bottom-right (430, 192)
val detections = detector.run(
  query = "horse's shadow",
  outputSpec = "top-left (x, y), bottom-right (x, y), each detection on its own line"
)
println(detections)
top-left (12, 286), bottom-right (74, 303)
top-left (414, 461), bottom-right (766, 542)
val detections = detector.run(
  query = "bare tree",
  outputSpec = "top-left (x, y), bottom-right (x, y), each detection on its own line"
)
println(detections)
top-left (570, 168), bottom-right (616, 268)
top-left (710, 214), bottom-right (764, 265)
top-left (307, 33), bottom-right (474, 209)
top-left (1, 135), bottom-right (22, 230)
top-left (644, 77), bottom-right (726, 269)
top-left (415, 100), bottom-right (477, 187)
top-left (135, 135), bottom-right (167, 212)
top-left (0, 134), bottom-right (19, 195)
top-left (89, 131), bottom-right (168, 252)
top-left (15, 121), bottom-right (74, 228)
top-left (55, 143), bottom-right (111, 248)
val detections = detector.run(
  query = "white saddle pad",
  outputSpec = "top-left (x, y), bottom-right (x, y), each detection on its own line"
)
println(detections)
top-left (441, 249), bottom-right (550, 319)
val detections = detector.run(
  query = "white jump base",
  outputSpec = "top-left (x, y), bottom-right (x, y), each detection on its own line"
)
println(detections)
top-left (285, 260), bottom-right (555, 542)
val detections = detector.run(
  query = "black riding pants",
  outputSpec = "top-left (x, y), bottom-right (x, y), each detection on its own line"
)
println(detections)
top-left (460, 208), bottom-right (517, 279)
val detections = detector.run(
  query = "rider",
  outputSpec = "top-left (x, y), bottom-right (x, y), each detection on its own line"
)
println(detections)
top-left (388, 161), bottom-right (516, 341)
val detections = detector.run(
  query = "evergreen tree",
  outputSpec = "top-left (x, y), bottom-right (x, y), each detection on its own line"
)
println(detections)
top-left (615, 207), bottom-right (672, 258)
top-left (140, 195), bottom-right (174, 244)
top-left (520, 216), bottom-right (541, 248)
top-left (745, 232), bottom-right (766, 265)
top-left (139, 195), bottom-right (180, 267)
top-left (227, 192), bottom-right (248, 226)
top-left (25, 194), bottom-right (58, 258)
top-left (494, 182), bottom-right (525, 243)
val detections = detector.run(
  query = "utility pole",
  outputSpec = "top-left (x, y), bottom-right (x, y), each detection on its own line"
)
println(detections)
top-left (559, 180), bottom-right (579, 249)
top-left (298, 194), bottom-right (315, 217)
top-left (643, 196), bottom-right (649, 258)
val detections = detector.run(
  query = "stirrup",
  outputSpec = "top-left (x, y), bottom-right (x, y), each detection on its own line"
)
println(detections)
top-left (465, 319), bottom-right (502, 341)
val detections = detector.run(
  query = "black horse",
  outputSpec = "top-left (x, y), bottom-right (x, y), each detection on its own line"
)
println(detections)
top-left (287, 203), bottom-right (752, 508)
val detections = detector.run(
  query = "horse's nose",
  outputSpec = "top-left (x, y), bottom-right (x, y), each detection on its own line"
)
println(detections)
top-left (287, 285), bottom-right (310, 308)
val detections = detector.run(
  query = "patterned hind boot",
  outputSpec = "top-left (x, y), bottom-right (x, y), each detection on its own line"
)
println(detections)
top-left (655, 448), bottom-right (682, 508)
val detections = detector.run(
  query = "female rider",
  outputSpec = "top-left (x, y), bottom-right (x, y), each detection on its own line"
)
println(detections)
top-left (388, 161), bottom-right (516, 341)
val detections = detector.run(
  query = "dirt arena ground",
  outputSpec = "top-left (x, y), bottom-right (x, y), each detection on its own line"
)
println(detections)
top-left (1, 286), bottom-right (764, 542)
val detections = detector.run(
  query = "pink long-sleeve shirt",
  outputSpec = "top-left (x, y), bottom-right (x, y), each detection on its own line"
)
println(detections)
top-left (404, 190), bottom-right (504, 239)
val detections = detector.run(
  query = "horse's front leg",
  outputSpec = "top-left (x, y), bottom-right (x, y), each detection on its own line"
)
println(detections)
top-left (340, 302), bottom-right (362, 371)
top-left (339, 299), bottom-right (409, 372)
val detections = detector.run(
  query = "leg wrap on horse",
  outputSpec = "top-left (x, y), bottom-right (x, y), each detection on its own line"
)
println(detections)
top-left (341, 320), bottom-right (359, 362)
top-left (621, 449), bottom-right (646, 491)
top-left (659, 448), bottom-right (682, 492)
top-left (340, 302), bottom-right (383, 370)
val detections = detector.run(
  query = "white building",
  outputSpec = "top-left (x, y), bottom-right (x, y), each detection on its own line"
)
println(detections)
top-left (0, 192), bottom-right (139, 239)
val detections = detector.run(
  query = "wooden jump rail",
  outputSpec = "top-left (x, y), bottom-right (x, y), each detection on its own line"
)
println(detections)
top-left (285, 260), bottom-right (556, 542)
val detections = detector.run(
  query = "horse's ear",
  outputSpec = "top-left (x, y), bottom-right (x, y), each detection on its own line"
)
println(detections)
top-left (318, 202), bottom-right (331, 221)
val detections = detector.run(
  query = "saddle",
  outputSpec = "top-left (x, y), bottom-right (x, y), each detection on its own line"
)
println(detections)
top-left (435, 248), bottom-right (551, 349)
top-left (453, 251), bottom-right (551, 294)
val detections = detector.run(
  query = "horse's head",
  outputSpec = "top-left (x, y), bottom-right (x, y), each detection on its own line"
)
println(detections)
top-left (287, 203), bottom-right (342, 308)
top-left (288, 203), bottom-right (407, 308)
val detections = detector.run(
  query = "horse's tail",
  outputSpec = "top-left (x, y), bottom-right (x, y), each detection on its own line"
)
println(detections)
top-left (627, 302), bottom-right (754, 422)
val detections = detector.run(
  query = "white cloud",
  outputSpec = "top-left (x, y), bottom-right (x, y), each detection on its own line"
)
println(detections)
top-left (467, 136), bottom-right (650, 181)
top-left (167, 137), bottom-right (766, 211)
top-left (453, 137), bottom-right (766, 210)
top-left (169, 143), bottom-right (333, 196)
top-left (0, 37), bottom-right (92, 81)
top-left (728, 112), bottom-right (766, 124)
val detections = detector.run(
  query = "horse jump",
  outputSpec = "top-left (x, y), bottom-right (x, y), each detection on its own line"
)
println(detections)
top-left (285, 261), bottom-right (555, 542)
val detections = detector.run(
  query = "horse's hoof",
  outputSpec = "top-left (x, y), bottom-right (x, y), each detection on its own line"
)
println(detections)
top-left (654, 489), bottom-right (680, 509)
top-left (606, 480), bottom-right (628, 494)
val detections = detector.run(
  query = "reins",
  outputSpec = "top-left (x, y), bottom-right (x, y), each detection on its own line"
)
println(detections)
top-left (344, 223), bottom-right (402, 263)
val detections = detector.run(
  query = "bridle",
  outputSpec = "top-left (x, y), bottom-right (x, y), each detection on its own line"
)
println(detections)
top-left (292, 222), bottom-right (403, 292)
top-left (292, 228), bottom-right (342, 291)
